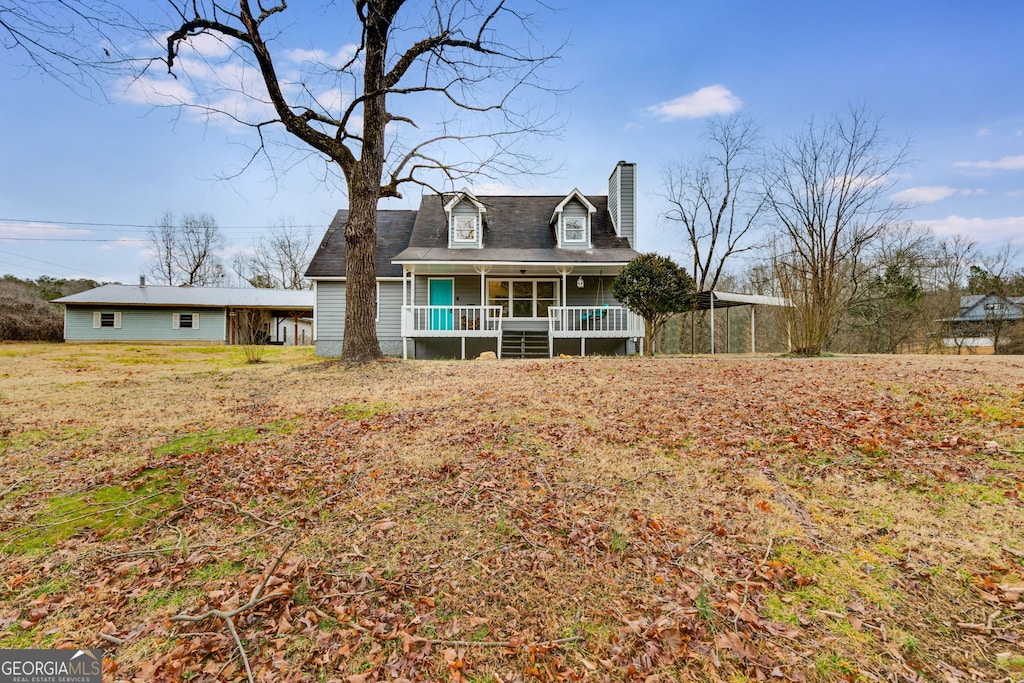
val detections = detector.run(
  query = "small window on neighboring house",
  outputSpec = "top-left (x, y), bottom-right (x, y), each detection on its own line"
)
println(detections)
top-left (563, 217), bottom-right (586, 243)
top-left (173, 312), bottom-right (200, 329)
top-left (93, 311), bottom-right (121, 328)
top-left (453, 215), bottom-right (478, 243)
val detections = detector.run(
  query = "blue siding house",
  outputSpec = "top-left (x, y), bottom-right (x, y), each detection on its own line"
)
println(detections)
top-left (54, 283), bottom-right (314, 345)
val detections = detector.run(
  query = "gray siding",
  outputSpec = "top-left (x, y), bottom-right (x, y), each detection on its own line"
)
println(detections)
top-left (315, 281), bottom-right (346, 348)
top-left (314, 279), bottom-right (405, 357)
top-left (566, 276), bottom-right (619, 306)
top-left (377, 281), bottom-right (404, 342)
top-left (608, 162), bottom-right (636, 246)
top-left (64, 307), bottom-right (225, 342)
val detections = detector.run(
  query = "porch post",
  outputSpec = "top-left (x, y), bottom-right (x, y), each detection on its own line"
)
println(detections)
top-left (751, 306), bottom-right (756, 355)
top-left (710, 294), bottom-right (716, 354)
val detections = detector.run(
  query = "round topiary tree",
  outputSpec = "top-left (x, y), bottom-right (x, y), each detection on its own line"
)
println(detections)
top-left (612, 253), bottom-right (696, 355)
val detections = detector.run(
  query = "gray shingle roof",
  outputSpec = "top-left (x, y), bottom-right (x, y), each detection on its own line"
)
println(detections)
top-left (54, 284), bottom-right (313, 309)
top-left (305, 195), bottom-right (638, 278)
top-left (304, 209), bottom-right (418, 278)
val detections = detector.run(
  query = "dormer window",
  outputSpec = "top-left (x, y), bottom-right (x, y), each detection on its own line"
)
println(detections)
top-left (563, 217), bottom-right (586, 243)
top-left (453, 215), bottom-right (479, 243)
top-left (444, 189), bottom-right (485, 249)
top-left (551, 189), bottom-right (597, 249)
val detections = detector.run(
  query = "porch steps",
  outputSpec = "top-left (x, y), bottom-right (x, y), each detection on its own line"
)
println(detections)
top-left (501, 330), bottom-right (549, 359)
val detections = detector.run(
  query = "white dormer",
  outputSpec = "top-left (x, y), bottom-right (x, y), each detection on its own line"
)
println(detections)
top-left (444, 189), bottom-right (486, 249)
top-left (550, 189), bottom-right (596, 248)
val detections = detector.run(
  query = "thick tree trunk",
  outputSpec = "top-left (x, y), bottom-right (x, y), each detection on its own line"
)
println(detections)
top-left (341, 189), bottom-right (384, 363)
top-left (339, 6), bottom-right (390, 364)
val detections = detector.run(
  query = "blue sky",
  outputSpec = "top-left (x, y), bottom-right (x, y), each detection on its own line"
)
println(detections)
top-left (1, 0), bottom-right (1022, 284)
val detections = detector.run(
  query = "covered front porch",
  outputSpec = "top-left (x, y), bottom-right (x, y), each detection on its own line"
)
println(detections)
top-left (397, 263), bottom-right (643, 359)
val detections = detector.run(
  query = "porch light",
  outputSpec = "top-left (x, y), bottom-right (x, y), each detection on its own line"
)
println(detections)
top-left (576, 276), bottom-right (585, 288)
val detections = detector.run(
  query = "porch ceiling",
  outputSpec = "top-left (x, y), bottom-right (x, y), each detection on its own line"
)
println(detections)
top-left (398, 263), bottom-right (625, 276)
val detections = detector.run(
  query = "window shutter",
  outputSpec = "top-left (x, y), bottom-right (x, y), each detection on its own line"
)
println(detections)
top-left (93, 311), bottom-right (100, 328)
top-left (192, 313), bottom-right (200, 330)
top-left (113, 312), bottom-right (122, 329)
top-left (172, 312), bottom-right (180, 329)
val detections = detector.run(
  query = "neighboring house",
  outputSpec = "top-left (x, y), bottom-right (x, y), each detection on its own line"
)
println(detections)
top-left (940, 292), bottom-right (1024, 353)
top-left (305, 161), bottom-right (646, 359)
top-left (54, 282), bottom-right (314, 345)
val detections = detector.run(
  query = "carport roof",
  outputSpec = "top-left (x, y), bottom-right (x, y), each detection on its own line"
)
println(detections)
top-left (690, 290), bottom-right (794, 310)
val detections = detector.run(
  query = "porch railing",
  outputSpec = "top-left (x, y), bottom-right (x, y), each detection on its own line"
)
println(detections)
top-left (402, 305), bottom-right (503, 337)
top-left (548, 306), bottom-right (644, 338)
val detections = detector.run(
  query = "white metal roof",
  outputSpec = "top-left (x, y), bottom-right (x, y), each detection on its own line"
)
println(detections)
top-left (692, 290), bottom-right (794, 310)
top-left (53, 284), bottom-right (314, 309)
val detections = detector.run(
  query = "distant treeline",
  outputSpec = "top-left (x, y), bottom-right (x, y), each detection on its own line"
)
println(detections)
top-left (0, 275), bottom-right (100, 342)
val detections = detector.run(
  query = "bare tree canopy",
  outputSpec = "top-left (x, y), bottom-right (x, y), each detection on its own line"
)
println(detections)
top-left (234, 222), bottom-right (315, 290)
top-left (764, 105), bottom-right (911, 355)
top-left (147, 211), bottom-right (226, 286)
top-left (0, 1), bottom-right (144, 95)
top-left (660, 113), bottom-right (765, 292)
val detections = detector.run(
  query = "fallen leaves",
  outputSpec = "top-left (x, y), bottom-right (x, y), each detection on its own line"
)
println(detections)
top-left (2, 352), bottom-right (1024, 681)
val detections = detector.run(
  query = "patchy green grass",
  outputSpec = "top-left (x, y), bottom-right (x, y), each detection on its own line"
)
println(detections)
top-left (153, 420), bottom-right (298, 456)
top-left (1, 468), bottom-right (185, 554)
top-left (329, 401), bottom-right (391, 420)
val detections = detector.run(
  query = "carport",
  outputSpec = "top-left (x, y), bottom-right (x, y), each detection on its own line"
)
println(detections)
top-left (690, 291), bottom-right (794, 354)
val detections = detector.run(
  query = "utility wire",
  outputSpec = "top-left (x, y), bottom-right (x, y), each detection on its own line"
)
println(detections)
top-left (0, 217), bottom-right (323, 230)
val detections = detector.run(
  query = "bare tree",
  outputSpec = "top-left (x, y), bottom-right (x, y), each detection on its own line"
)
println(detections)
top-left (763, 105), bottom-right (910, 355)
top-left (661, 114), bottom-right (765, 292)
top-left (660, 114), bottom-right (765, 352)
top-left (140, 1), bottom-right (560, 362)
top-left (147, 211), bottom-right (226, 286)
top-left (234, 222), bottom-right (315, 290)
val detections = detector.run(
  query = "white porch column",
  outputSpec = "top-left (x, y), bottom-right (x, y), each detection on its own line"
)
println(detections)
top-left (710, 294), bottom-right (716, 354)
top-left (751, 306), bottom-right (756, 355)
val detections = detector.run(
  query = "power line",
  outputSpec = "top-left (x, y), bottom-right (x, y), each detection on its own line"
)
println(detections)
top-left (0, 217), bottom-right (324, 230)
top-left (0, 249), bottom-right (106, 278)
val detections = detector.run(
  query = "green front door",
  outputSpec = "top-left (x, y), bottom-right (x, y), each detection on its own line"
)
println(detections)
top-left (428, 279), bottom-right (454, 330)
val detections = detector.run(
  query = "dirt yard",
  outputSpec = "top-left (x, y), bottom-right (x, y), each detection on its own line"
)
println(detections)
top-left (1, 344), bottom-right (1022, 682)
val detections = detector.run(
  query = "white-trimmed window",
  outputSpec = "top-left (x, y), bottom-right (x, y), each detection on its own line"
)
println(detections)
top-left (487, 279), bottom-right (559, 318)
top-left (93, 311), bottom-right (121, 329)
top-left (172, 312), bottom-right (200, 330)
top-left (452, 215), bottom-right (478, 243)
top-left (563, 216), bottom-right (587, 243)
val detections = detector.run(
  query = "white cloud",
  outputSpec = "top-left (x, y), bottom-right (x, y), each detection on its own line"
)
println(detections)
top-left (648, 85), bottom-right (742, 121)
top-left (99, 237), bottom-right (147, 251)
top-left (0, 223), bottom-right (91, 240)
top-left (892, 186), bottom-right (986, 204)
top-left (953, 155), bottom-right (1024, 171)
top-left (917, 215), bottom-right (1024, 243)
top-left (977, 128), bottom-right (991, 137)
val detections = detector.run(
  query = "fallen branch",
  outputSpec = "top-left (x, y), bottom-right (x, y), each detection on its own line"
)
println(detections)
top-left (98, 632), bottom-right (126, 646)
top-left (419, 635), bottom-right (583, 648)
top-left (618, 470), bottom-right (668, 488)
top-left (171, 540), bottom-right (295, 683)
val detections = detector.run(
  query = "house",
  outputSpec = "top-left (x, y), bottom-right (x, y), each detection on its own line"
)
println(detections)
top-left (941, 292), bottom-right (1024, 353)
top-left (54, 281), bottom-right (314, 345)
top-left (305, 161), bottom-right (646, 359)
